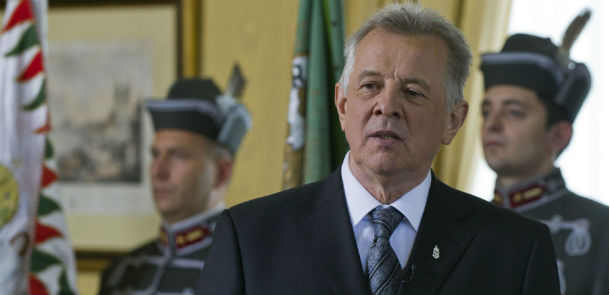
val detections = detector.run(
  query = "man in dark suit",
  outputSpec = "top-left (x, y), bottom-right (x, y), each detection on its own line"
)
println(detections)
top-left (196, 3), bottom-right (560, 294)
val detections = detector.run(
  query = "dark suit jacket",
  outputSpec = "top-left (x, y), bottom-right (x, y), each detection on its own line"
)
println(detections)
top-left (196, 169), bottom-right (559, 294)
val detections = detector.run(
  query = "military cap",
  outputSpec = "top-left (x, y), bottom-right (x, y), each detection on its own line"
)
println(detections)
top-left (480, 33), bottom-right (591, 122)
top-left (146, 78), bottom-right (252, 154)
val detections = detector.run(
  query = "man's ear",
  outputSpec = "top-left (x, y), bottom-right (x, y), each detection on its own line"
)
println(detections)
top-left (547, 121), bottom-right (573, 156)
top-left (214, 157), bottom-right (233, 188)
top-left (335, 82), bottom-right (347, 131)
top-left (441, 100), bottom-right (469, 145)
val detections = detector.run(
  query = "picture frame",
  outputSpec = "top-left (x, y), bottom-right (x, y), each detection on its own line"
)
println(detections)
top-left (42, 0), bottom-right (180, 254)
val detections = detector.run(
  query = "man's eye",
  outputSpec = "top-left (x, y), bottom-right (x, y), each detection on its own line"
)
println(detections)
top-left (481, 110), bottom-right (489, 118)
top-left (507, 110), bottom-right (526, 118)
top-left (406, 89), bottom-right (422, 97)
top-left (361, 82), bottom-right (377, 89)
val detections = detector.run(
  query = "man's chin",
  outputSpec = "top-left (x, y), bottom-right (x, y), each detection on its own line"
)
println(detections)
top-left (351, 150), bottom-right (411, 175)
top-left (484, 158), bottom-right (508, 174)
top-left (154, 199), bottom-right (176, 215)
top-left (367, 158), bottom-right (407, 177)
top-left (483, 150), bottom-right (507, 165)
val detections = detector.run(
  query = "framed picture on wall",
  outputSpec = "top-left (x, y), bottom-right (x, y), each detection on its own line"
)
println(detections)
top-left (48, 41), bottom-right (149, 183)
top-left (42, 0), bottom-right (180, 253)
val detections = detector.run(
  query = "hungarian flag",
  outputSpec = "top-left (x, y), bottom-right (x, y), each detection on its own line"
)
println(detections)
top-left (282, 0), bottom-right (347, 189)
top-left (0, 0), bottom-right (77, 294)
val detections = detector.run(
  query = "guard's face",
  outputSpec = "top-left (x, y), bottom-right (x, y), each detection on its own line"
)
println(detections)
top-left (336, 29), bottom-right (467, 180)
top-left (481, 85), bottom-right (553, 177)
top-left (150, 130), bottom-right (215, 223)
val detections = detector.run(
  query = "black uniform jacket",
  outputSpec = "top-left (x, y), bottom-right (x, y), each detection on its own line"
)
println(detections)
top-left (196, 169), bottom-right (560, 294)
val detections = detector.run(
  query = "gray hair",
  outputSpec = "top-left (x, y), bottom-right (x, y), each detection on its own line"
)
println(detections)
top-left (339, 3), bottom-right (472, 109)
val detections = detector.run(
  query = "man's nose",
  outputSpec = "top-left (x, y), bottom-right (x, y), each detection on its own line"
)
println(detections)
top-left (373, 86), bottom-right (401, 118)
top-left (151, 157), bottom-right (170, 179)
top-left (483, 111), bottom-right (503, 133)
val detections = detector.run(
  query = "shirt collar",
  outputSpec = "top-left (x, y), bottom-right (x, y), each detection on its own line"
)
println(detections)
top-left (341, 151), bottom-right (430, 231)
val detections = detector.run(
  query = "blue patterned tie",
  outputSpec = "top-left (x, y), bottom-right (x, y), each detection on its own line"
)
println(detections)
top-left (367, 206), bottom-right (404, 295)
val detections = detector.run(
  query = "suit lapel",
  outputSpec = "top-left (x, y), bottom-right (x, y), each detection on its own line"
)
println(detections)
top-left (297, 170), bottom-right (369, 294)
top-left (400, 175), bottom-right (475, 294)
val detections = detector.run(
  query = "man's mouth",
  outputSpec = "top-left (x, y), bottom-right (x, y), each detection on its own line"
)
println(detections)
top-left (483, 140), bottom-right (503, 148)
top-left (153, 187), bottom-right (173, 196)
top-left (369, 130), bottom-right (402, 141)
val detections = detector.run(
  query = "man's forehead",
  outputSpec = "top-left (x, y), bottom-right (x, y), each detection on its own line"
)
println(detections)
top-left (483, 85), bottom-right (541, 105)
top-left (153, 129), bottom-right (210, 147)
top-left (352, 31), bottom-right (446, 83)
top-left (356, 30), bottom-right (446, 58)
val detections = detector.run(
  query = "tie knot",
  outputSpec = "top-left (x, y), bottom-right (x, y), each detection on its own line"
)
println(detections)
top-left (369, 206), bottom-right (403, 239)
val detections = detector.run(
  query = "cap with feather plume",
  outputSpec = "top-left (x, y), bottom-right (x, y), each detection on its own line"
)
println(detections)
top-left (146, 64), bottom-right (252, 154)
top-left (480, 9), bottom-right (592, 122)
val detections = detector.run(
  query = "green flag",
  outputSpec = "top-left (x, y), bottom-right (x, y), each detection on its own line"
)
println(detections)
top-left (282, 0), bottom-right (347, 189)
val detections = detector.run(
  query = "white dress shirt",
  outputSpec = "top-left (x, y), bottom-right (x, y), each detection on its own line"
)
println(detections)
top-left (341, 152), bottom-right (430, 271)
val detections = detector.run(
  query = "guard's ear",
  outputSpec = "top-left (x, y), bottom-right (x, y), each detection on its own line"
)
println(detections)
top-left (214, 156), bottom-right (233, 188)
top-left (335, 82), bottom-right (347, 131)
top-left (441, 100), bottom-right (469, 145)
top-left (547, 121), bottom-right (572, 157)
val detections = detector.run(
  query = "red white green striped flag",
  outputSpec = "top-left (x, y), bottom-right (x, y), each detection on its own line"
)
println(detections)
top-left (0, 0), bottom-right (77, 294)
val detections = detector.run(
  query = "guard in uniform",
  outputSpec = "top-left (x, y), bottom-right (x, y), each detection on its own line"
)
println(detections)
top-left (479, 11), bottom-right (608, 294)
top-left (99, 67), bottom-right (251, 295)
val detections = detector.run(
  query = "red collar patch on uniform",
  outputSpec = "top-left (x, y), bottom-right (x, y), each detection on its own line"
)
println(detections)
top-left (508, 184), bottom-right (547, 209)
top-left (160, 225), bottom-right (211, 249)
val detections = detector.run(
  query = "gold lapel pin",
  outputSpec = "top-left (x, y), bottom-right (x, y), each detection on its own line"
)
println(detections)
top-left (432, 245), bottom-right (440, 259)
